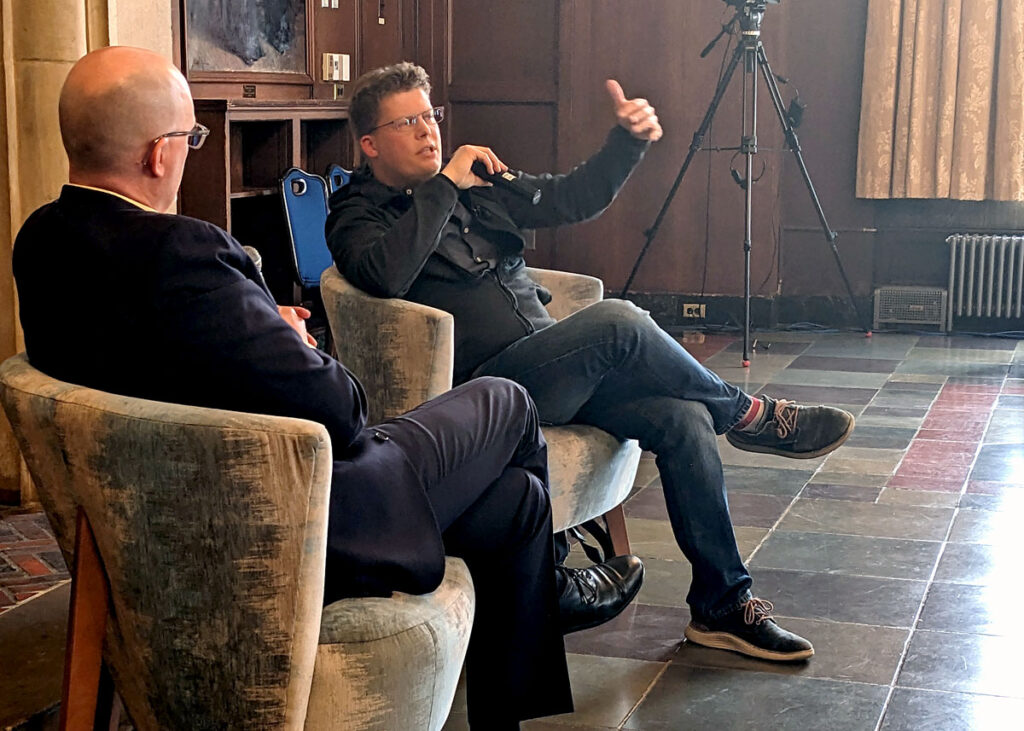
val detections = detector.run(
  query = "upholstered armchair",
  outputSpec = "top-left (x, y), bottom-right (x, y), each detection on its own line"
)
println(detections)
top-left (0, 354), bottom-right (472, 731)
top-left (320, 266), bottom-right (641, 554)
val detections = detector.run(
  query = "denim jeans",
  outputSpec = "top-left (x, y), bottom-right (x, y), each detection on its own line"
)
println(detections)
top-left (473, 298), bottom-right (754, 620)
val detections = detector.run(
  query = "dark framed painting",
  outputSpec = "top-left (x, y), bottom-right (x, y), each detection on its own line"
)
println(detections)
top-left (179, 0), bottom-right (313, 85)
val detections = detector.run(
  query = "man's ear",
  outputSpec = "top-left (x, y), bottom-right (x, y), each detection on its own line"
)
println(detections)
top-left (144, 137), bottom-right (170, 177)
top-left (359, 134), bottom-right (379, 160)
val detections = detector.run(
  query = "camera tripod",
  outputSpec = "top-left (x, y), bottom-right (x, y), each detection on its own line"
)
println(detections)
top-left (619, 1), bottom-right (867, 364)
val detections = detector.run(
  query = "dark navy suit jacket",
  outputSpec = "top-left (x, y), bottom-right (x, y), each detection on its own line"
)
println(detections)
top-left (13, 185), bottom-right (445, 601)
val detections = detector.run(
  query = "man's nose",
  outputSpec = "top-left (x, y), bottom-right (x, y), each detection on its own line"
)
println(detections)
top-left (414, 121), bottom-right (430, 138)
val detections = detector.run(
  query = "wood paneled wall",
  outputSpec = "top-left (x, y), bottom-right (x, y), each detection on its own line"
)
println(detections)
top-left (440, 0), bottom-right (1024, 301)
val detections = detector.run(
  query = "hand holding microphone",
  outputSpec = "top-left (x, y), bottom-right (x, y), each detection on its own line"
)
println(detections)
top-left (470, 161), bottom-right (542, 205)
top-left (441, 145), bottom-right (542, 204)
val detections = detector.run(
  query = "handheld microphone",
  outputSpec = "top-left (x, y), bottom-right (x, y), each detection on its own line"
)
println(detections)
top-left (471, 161), bottom-right (542, 205)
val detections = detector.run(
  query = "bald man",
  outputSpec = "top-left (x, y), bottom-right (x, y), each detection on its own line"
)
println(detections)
top-left (12, 46), bottom-right (643, 730)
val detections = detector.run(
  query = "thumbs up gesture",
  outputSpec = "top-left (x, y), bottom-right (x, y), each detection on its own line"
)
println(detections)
top-left (606, 79), bottom-right (662, 142)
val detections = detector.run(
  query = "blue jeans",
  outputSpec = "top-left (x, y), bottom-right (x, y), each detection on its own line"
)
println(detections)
top-left (473, 298), bottom-right (754, 620)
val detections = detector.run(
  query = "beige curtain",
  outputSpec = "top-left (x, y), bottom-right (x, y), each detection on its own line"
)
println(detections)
top-left (857, 0), bottom-right (1024, 201)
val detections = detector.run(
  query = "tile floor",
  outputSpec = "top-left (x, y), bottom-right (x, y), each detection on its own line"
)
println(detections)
top-left (442, 331), bottom-right (1024, 730)
top-left (2, 330), bottom-right (1023, 729)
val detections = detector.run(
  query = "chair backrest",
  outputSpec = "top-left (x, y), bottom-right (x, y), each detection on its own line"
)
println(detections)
top-left (281, 167), bottom-right (334, 288)
top-left (325, 164), bottom-right (352, 194)
top-left (320, 266), bottom-right (454, 423)
top-left (0, 354), bottom-right (333, 731)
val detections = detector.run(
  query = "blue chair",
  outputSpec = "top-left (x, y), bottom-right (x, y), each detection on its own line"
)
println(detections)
top-left (325, 164), bottom-right (352, 195)
top-left (281, 167), bottom-right (333, 290)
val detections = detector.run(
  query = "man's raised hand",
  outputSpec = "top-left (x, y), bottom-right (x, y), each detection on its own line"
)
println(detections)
top-left (441, 145), bottom-right (508, 189)
top-left (607, 79), bottom-right (663, 142)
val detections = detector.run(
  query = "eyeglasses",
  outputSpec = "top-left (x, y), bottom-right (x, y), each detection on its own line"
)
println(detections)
top-left (369, 107), bottom-right (444, 134)
top-left (141, 123), bottom-right (210, 165)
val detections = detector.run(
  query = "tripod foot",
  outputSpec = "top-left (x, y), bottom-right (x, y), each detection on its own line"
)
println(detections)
top-left (742, 359), bottom-right (751, 368)
top-left (865, 331), bottom-right (873, 338)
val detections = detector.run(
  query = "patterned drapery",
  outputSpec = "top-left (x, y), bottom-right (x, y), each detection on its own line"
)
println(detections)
top-left (856, 0), bottom-right (1024, 201)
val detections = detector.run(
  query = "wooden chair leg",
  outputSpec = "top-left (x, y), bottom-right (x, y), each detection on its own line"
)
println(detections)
top-left (603, 504), bottom-right (630, 557)
top-left (59, 507), bottom-right (110, 731)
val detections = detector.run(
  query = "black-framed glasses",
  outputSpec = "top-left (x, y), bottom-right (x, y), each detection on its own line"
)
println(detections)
top-left (369, 107), bottom-right (444, 134)
top-left (141, 123), bottom-right (210, 165)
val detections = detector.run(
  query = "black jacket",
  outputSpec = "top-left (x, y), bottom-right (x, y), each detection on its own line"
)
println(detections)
top-left (326, 126), bottom-right (649, 383)
top-left (14, 186), bottom-right (445, 601)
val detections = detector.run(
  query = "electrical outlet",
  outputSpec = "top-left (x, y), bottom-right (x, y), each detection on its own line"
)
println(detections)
top-left (682, 303), bottom-right (706, 319)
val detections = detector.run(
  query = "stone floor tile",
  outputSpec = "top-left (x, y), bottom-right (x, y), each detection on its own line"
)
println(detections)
top-left (843, 426), bottom-right (917, 450)
top-left (750, 531), bottom-right (942, 581)
top-left (789, 355), bottom-right (903, 373)
top-left (876, 488), bottom-right (961, 508)
top-left (996, 393), bottom-right (1024, 409)
top-left (777, 499), bottom-right (953, 541)
top-left (879, 381), bottom-right (943, 393)
top-left (886, 373), bottom-right (947, 384)
top-left (896, 362), bottom-right (1010, 378)
top-left (564, 602), bottom-right (689, 663)
top-left (765, 369), bottom-right (891, 390)
top-left (898, 630), bottom-right (1024, 698)
top-left (801, 484), bottom-right (882, 502)
top-left (854, 414), bottom-right (925, 429)
top-left (983, 409), bottom-right (1024, 442)
top-left (916, 425), bottom-right (988, 442)
top-left (623, 485), bottom-right (667, 521)
top-left (905, 347), bottom-right (1015, 363)
top-left (811, 471), bottom-right (891, 488)
top-left (914, 336), bottom-right (1019, 351)
top-left (673, 616), bottom-right (908, 686)
top-left (861, 405), bottom-right (930, 418)
top-left (623, 666), bottom-right (887, 730)
top-left (881, 687), bottom-right (1024, 731)
top-left (536, 654), bottom-right (666, 729)
top-left (869, 391), bottom-right (940, 409)
top-left (748, 569), bottom-right (928, 627)
top-left (633, 557), bottom-right (691, 608)
top-left (622, 518), bottom-right (764, 562)
top-left (822, 453), bottom-right (902, 477)
top-left (723, 465), bottom-right (816, 496)
top-left (723, 492), bottom-right (794, 529)
top-left (756, 383), bottom-right (879, 405)
top-left (725, 339), bottom-right (813, 355)
top-left (918, 581), bottom-right (1023, 637)
top-left (969, 444), bottom-right (1024, 483)
top-left (445, 654), bottom-right (664, 730)
top-left (947, 508), bottom-right (1023, 546)
top-left (933, 542), bottom-right (1009, 586)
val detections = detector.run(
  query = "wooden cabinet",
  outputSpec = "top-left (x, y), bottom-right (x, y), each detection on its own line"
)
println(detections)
top-left (180, 99), bottom-right (352, 302)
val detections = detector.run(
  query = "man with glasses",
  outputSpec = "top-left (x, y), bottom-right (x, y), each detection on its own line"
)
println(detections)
top-left (13, 46), bottom-right (638, 729)
top-left (328, 61), bottom-right (857, 664)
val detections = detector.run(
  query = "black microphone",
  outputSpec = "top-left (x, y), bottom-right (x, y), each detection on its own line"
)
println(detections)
top-left (471, 161), bottom-right (542, 205)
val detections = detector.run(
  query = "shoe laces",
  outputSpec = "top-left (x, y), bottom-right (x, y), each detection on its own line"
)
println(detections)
top-left (769, 399), bottom-right (798, 439)
top-left (566, 567), bottom-right (599, 605)
top-left (743, 597), bottom-right (775, 626)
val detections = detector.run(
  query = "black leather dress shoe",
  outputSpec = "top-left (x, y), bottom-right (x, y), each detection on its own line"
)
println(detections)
top-left (557, 554), bottom-right (644, 634)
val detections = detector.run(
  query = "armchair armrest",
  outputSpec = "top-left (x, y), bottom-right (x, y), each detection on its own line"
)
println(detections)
top-left (321, 267), bottom-right (455, 423)
top-left (526, 267), bottom-right (604, 321)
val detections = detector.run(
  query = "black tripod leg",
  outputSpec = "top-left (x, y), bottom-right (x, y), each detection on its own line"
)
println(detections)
top-left (620, 42), bottom-right (745, 298)
top-left (756, 46), bottom-right (871, 333)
